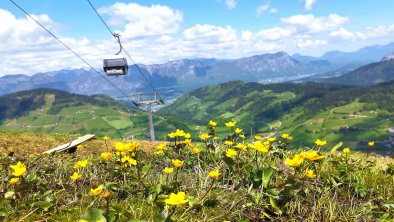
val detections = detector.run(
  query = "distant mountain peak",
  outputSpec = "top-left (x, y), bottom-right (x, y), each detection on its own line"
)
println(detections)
top-left (381, 52), bottom-right (394, 62)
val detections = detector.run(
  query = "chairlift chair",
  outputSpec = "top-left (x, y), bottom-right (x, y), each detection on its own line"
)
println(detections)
top-left (103, 58), bottom-right (128, 76)
top-left (103, 33), bottom-right (128, 77)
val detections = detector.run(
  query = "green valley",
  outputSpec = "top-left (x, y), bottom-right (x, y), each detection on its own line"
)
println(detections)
top-left (0, 89), bottom-right (193, 140)
top-left (160, 81), bottom-right (394, 154)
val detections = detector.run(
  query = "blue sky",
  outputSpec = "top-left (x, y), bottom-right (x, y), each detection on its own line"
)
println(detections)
top-left (1, 0), bottom-right (394, 75)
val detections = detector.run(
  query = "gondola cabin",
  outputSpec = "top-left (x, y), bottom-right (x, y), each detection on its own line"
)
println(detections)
top-left (103, 58), bottom-right (128, 76)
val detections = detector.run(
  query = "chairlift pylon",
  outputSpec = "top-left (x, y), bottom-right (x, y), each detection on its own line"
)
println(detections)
top-left (103, 33), bottom-right (128, 77)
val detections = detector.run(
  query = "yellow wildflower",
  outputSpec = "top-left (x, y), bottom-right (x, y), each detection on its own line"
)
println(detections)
top-left (77, 145), bottom-right (83, 149)
top-left (225, 121), bottom-right (236, 128)
top-left (239, 134), bottom-right (245, 139)
top-left (236, 143), bottom-right (247, 151)
top-left (70, 172), bottom-right (81, 181)
top-left (183, 139), bottom-right (192, 146)
top-left (164, 167), bottom-right (174, 174)
top-left (79, 220), bottom-right (88, 222)
top-left (172, 159), bottom-right (184, 168)
top-left (254, 135), bottom-right (262, 140)
top-left (192, 147), bottom-right (202, 154)
top-left (156, 143), bottom-right (167, 150)
top-left (248, 141), bottom-right (269, 153)
top-left (208, 170), bottom-right (220, 179)
top-left (368, 141), bottom-right (375, 147)
top-left (184, 133), bottom-right (191, 139)
top-left (10, 162), bottom-right (27, 177)
top-left (124, 142), bottom-right (140, 152)
top-left (121, 156), bottom-right (137, 166)
top-left (154, 150), bottom-right (165, 155)
top-left (303, 151), bottom-right (325, 161)
top-left (314, 139), bottom-right (327, 146)
top-left (281, 134), bottom-right (290, 139)
top-left (285, 155), bottom-right (304, 167)
top-left (102, 136), bottom-right (110, 140)
top-left (100, 152), bottom-right (112, 160)
top-left (305, 168), bottom-right (316, 178)
top-left (7, 147), bottom-right (14, 153)
top-left (235, 128), bottom-right (243, 134)
top-left (73, 160), bottom-right (88, 169)
top-left (115, 142), bottom-right (127, 152)
top-left (90, 187), bottom-right (103, 196)
top-left (9, 177), bottom-right (19, 185)
top-left (343, 148), bottom-right (350, 154)
top-left (268, 137), bottom-right (276, 142)
top-left (165, 192), bottom-right (189, 205)
top-left (224, 140), bottom-right (233, 146)
top-left (226, 148), bottom-right (237, 158)
top-left (199, 133), bottom-right (210, 141)
top-left (209, 120), bottom-right (217, 127)
top-left (116, 151), bottom-right (126, 156)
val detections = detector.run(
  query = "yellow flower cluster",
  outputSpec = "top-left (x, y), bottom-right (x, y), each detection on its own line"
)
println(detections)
top-left (209, 120), bottom-right (217, 127)
top-left (314, 139), bottom-right (327, 146)
top-left (10, 161), bottom-right (26, 177)
top-left (172, 159), bottom-right (184, 168)
top-left (248, 141), bottom-right (270, 153)
top-left (208, 170), bottom-right (220, 179)
top-left (225, 121), bottom-right (236, 128)
top-left (165, 192), bottom-right (189, 205)
top-left (73, 160), bottom-right (89, 169)
top-left (281, 133), bottom-right (293, 140)
top-left (154, 143), bottom-right (167, 155)
top-left (115, 142), bottom-right (140, 152)
top-left (100, 152), bottom-right (112, 160)
top-left (168, 129), bottom-right (190, 138)
top-left (121, 156), bottom-right (137, 166)
top-left (285, 150), bottom-right (325, 167)
top-left (226, 148), bottom-right (237, 157)
top-left (199, 133), bottom-right (210, 141)
top-left (70, 172), bottom-right (81, 181)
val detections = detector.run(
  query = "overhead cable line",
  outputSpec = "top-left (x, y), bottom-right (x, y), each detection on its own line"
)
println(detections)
top-left (8, 0), bottom-right (145, 111)
top-left (86, 0), bottom-right (160, 94)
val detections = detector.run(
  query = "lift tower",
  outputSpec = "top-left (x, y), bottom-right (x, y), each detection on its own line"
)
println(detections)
top-left (132, 92), bottom-right (164, 141)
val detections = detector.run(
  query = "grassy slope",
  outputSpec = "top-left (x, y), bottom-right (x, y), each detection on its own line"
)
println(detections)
top-left (0, 89), bottom-right (195, 140)
top-left (160, 81), bottom-right (394, 154)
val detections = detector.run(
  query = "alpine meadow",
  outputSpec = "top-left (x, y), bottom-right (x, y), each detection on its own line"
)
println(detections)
top-left (0, 0), bottom-right (393, 221)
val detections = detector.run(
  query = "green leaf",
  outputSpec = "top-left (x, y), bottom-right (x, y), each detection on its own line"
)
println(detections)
top-left (35, 202), bottom-right (53, 212)
top-left (269, 197), bottom-right (282, 215)
top-left (262, 168), bottom-right (273, 188)
top-left (330, 142), bottom-right (343, 154)
top-left (81, 208), bottom-right (107, 222)
top-left (141, 164), bottom-right (152, 178)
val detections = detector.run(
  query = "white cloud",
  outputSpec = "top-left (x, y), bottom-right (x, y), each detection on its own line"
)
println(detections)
top-left (98, 3), bottom-right (183, 39)
top-left (225, 0), bottom-right (237, 9)
top-left (256, 27), bottom-right (296, 40)
top-left (304, 0), bottom-right (317, 10)
top-left (330, 28), bottom-right (355, 40)
top-left (256, 3), bottom-right (270, 17)
top-left (256, 3), bottom-right (277, 17)
top-left (297, 39), bottom-right (327, 48)
top-left (3, 4), bottom-right (394, 77)
top-left (241, 31), bottom-right (252, 41)
top-left (183, 24), bottom-right (237, 43)
top-left (282, 14), bottom-right (349, 33)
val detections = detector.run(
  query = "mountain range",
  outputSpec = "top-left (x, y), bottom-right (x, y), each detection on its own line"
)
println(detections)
top-left (1, 42), bottom-right (394, 99)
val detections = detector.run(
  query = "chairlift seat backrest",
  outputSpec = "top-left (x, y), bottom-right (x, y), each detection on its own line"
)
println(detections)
top-left (103, 58), bottom-right (128, 76)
